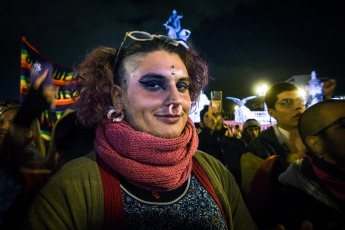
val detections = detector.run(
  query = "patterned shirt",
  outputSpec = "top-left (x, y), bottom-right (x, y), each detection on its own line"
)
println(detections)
top-left (121, 173), bottom-right (227, 230)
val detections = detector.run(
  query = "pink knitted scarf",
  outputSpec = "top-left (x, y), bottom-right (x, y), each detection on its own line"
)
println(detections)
top-left (94, 118), bottom-right (199, 191)
top-left (305, 154), bottom-right (345, 200)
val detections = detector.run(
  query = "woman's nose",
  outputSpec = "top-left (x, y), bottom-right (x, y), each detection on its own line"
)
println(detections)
top-left (166, 86), bottom-right (182, 104)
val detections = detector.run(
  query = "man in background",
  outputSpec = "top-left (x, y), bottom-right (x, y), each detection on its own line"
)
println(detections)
top-left (198, 105), bottom-right (246, 186)
top-left (241, 119), bottom-right (261, 146)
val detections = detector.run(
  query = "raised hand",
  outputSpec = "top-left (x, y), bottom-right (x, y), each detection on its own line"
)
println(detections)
top-left (32, 67), bottom-right (58, 109)
top-left (322, 79), bottom-right (336, 99)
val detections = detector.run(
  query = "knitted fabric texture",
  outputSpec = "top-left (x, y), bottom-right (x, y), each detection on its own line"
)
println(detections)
top-left (94, 118), bottom-right (199, 191)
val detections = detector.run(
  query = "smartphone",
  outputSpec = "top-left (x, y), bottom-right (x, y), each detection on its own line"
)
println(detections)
top-left (30, 61), bottom-right (53, 87)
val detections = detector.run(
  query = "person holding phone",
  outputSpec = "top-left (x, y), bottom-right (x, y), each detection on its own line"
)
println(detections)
top-left (198, 104), bottom-right (246, 187)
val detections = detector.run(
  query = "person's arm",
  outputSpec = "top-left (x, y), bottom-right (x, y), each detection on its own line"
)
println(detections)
top-left (14, 69), bottom-right (56, 129)
top-left (322, 79), bottom-right (336, 100)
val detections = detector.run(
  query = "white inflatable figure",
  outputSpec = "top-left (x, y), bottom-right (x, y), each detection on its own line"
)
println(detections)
top-left (163, 9), bottom-right (191, 41)
top-left (226, 96), bottom-right (257, 123)
top-left (234, 105), bottom-right (255, 123)
top-left (226, 96), bottom-right (257, 108)
top-left (226, 96), bottom-right (275, 124)
top-left (189, 91), bottom-right (210, 123)
top-left (306, 70), bottom-right (323, 107)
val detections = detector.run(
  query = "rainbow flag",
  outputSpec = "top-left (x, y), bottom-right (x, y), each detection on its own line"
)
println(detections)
top-left (20, 37), bottom-right (77, 140)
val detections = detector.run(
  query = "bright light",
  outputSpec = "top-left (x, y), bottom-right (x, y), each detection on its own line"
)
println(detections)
top-left (234, 105), bottom-right (239, 110)
top-left (256, 84), bottom-right (268, 96)
top-left (298, 88), bottom-right (307, 99)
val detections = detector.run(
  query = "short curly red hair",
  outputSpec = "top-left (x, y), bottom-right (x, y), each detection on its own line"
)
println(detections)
top-left (71, 38), bottom-right (209, 126)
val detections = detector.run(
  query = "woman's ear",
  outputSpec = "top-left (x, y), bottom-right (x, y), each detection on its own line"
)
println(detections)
top-left (110, 84), bottom-right (125, 112)
top-left (305, 136), bottom-right (323, 154)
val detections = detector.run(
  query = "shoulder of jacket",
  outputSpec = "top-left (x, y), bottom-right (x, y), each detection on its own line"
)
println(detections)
top-left (52, 150), bottom-right (99, 179)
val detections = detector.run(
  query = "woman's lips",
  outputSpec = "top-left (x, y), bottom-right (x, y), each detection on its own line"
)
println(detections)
top-left (155, 115), bottom-right (181, 123)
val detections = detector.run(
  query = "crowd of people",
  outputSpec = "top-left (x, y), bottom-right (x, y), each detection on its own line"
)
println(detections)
top-left (0, 31), bottom-right (344, 230)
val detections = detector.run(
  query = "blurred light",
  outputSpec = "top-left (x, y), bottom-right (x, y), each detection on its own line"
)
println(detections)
top-left (256, 84), bottom-right (268, 96)
top-left (234, 105), bottom-right (239, 110)
top-left (298, 88), bottom-right (307, 99)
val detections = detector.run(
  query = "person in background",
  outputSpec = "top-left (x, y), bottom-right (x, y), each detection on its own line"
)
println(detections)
top-left (0, 105), bottom-right (46, 168)
top-left (242, 81), bottom-right (336, 229)
top-left (246, 83), bottom-right (305, 160)
top-left (0, 99), bottom-right (21, 114)
top-left (239, 119), bottom-right (262, 196)
top-left (268, 99), bottom-right (345, 230)
top-left (242, 82), bottom-right (307, 225)
top-left (197, 104), bottom-right (233, 137)
top-left (241, 119), bottom-right (261, 146)
top-left (198, 104), bottom-right (223, 132)
top-left (198, 105), bottom-right (246, 187)
top-left (0, 69), bottom-right (56, 229)
top-left (23, 31), bottom-right (256, 229)
top-left (46, 109), bottom-right (96, 171)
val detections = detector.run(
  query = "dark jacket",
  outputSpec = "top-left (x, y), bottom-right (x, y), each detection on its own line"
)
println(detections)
top-left (198, 127), bottom-right (246, 186)
top-left (274, 156), bottom-right (345, 230)
top-left (245, 126), bottom-right (292, 228)
top-left (246, 126), bottom-right (289, 159)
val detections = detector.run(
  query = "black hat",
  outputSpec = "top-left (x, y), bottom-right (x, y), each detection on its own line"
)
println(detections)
top-left (243, 119), bottom-right (261, 130)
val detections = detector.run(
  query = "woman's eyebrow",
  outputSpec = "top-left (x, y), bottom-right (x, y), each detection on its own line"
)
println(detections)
top-left (179, 77), bottom-right (190, 82)
top-left (139, 73), bottom-right (166, 80)
top-left (139, 73), bottom-right (190, 81)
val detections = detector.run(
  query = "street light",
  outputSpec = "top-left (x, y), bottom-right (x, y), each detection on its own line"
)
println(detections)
top-left (256, 84), bottom-right (268, 97)
top-left (298, 88), bottom-right (307, 99)
top-left (256, 84), bottom-right (268, 110)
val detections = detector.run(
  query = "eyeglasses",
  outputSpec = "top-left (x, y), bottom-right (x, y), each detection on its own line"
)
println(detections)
top-left (275, 97), bottom-right (304, 107)
top-left (114, 31), bottom-right (189, 70)
top-left (313, 116), bottom-right (345, 136)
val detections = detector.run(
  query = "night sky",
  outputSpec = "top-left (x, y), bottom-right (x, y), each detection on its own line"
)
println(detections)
top-left (1, 0), bottom-right (344, 102)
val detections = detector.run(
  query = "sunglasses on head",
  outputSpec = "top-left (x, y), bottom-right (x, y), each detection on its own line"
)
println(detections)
top-left (114, 31), bottom-right (189, 69)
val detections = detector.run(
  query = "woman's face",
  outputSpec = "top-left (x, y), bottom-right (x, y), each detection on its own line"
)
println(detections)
top-left (0, 109), bottom-right (17, 146)
top-left (122, 50), bottom-right (191, 139)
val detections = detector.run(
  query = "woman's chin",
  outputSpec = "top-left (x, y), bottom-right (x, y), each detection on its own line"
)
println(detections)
top-left (153, 130), bottom-right (183, 139)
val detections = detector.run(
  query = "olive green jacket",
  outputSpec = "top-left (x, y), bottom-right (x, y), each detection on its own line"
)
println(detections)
top-left (23, 151), bottom-right (256, 230)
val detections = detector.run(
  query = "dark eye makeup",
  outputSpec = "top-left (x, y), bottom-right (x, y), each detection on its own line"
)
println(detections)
top-left (138, 73), bottom-right (190, 92)
top-left (139, 80), bottom-right (166, 90)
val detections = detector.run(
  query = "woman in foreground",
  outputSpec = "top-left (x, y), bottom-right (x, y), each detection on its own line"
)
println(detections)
top-left (23, 31), bottom-right (256, 230)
